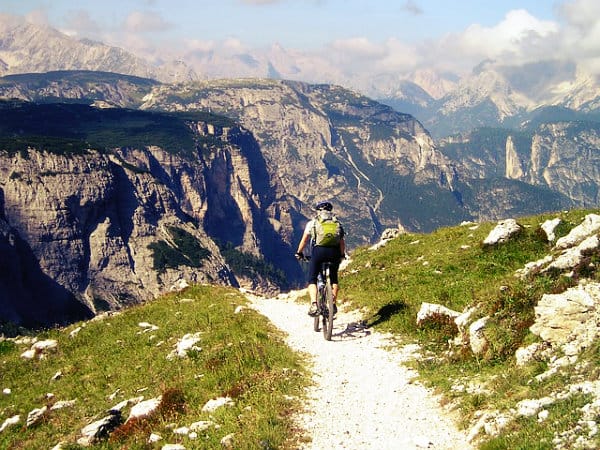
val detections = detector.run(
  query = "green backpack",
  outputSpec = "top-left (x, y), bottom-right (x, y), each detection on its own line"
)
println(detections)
top-left (312, 211), bottom-right (343, 247)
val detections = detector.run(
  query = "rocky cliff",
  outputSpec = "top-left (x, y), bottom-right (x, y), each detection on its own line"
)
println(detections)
top-left (0, 105), bottom-right (303, 327)
top-left (141, 79), bottom-right (464, 236)
top-left (438, 123), bottom-right (600, 217)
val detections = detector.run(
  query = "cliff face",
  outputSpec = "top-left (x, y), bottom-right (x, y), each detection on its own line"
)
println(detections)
top-left (0, 117), bottom-right (301, 326)
top-left (142, 79), bottom-right (462, 238)
top-left (439, 123), bottom-right (600, 217)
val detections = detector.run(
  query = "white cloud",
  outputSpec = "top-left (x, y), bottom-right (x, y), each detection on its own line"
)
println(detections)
top-left (123, 11), bottom-right (172, 33)
top-left (329, 37), bottom-right (387, 59)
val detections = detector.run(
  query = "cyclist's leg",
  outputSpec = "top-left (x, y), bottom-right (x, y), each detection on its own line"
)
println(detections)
top-left (307, 248), bottom-right (322, 315)
top-left (325, 248), bottom-right (341, 314)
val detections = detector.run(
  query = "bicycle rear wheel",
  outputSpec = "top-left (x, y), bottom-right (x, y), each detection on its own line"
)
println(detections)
top-left (313, 308), bottom-right (320, 332)
top-left (323, 281), bottom-right (334, 340)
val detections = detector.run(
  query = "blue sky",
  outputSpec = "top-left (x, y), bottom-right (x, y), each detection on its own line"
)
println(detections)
top-left (3, 0), bottom-right (558, 48)
top-left (2, 0), bottom-right (600, 81)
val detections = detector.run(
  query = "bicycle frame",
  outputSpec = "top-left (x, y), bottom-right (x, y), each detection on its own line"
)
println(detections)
top-left (314, 261), bottom-right (334, 340)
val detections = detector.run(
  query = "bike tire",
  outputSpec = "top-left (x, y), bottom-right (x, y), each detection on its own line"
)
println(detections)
top-left (314, 287), bottom-right (323, 332)
top-left (313, 310), bottom-right (320, 332)
top-left (323, 281), bottom-right (334, 340)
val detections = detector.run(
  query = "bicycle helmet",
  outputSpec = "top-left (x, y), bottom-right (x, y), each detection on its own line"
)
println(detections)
top-left (315, 200), bottom-right (333, 211)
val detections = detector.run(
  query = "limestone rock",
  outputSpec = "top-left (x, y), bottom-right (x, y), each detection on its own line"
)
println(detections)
top-left (483, 219), bottom-right (522, 246)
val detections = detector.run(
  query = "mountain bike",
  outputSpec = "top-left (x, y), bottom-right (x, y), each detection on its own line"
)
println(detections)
top-left (296, 255), bottom-right (336, 340)
top-left (314, 261), bottom-right (335, 341)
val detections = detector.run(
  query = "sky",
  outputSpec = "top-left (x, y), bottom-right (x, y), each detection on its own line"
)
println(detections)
top-left (2, 0), bottom-right (600, 82)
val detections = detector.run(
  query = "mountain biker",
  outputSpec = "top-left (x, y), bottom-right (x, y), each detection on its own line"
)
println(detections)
top-left (295, 201), bottom-right (346, 316)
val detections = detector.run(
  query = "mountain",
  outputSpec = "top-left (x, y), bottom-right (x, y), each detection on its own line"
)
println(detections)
top-left (0, 15), bottom-right (196, 84)
top-left (4, 70), bottom-right (598, 328)
top-left (404, 61), bottom-right (600, 138)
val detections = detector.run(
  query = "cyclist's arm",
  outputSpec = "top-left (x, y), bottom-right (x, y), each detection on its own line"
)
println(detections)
top-left (297, 230), bottom-right (311, 254)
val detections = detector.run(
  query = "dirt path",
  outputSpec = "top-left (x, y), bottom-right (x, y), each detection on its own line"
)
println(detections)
top-left (246, 291), bottom-right (474, 450)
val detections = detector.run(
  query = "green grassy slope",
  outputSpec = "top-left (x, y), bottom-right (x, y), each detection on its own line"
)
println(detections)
top-left (0, 285), bottom-right (307, 449)
top-left (340, 207), bottom-right (600, 449)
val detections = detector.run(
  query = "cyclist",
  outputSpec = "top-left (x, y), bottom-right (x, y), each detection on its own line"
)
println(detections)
top-left (295, 201), bottom-right (346, 316)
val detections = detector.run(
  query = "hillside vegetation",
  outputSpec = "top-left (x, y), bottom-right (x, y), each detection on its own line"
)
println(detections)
top-left (0, 286), bottom-right (307, 449)
top-left (2, 209), bottom-right (600, 449)
top-left (342, 208), bottom-right (600, 449)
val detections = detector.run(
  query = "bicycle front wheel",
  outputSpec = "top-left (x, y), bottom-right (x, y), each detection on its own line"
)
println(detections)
top-left (323, 282), bottom-right (334, 340)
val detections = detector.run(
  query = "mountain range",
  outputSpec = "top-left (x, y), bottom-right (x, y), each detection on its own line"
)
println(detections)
top-left (2, 15), bottom-right (600, 139)
top-left (1, 17), bottom-right (600, 328)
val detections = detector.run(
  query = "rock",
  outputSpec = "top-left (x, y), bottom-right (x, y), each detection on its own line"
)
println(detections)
top-left (416, 302), bottom-right (461, 326)
top-left (541, 218), bottom-right (561, 242)
top-left (555, 214), bottom-right (600, 249)
top-left (148, 433), bottom-right (162, 443)
top-left (530, 282), bottom-right (600, 346)
top-left (20, 339), bottom-right (59, 360)
top-left (0, 415), bottom-right (20, 433)
top-left (545, 235), bottom-right (600, 273)
top-left (26, 406), bottom-right (48, 427)
top-left (201, 397), bottom-right (234, 413)
top-left (468, 317), bottom-right (490, 355)
top-left (220, 433), bottom-right (235, 448)
top-left (483, 219), bottom-right (522, 246)
top-left (51, 400), bottom-right (77, 410)
top-left (515, 342), bottom-right (550, 366)
top-left (69, 327), bottom-right (82, 338)
top-left (77, 411), bottom-right (122, 446)
top-left (167, 333), bottom-right (202, 359)
top-left (127, 396), bottom-right (162, 422)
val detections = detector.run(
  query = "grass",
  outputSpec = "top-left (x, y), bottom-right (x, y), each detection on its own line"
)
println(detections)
top-left (0, 285), bottom-right (307, 449)
top-left (3, 207), bottom-right (600, 449)
top-left (338, 207), bottom-right (600, 448)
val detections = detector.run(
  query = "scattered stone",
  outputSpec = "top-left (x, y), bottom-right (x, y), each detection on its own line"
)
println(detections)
top-left (220, 433), bottom-right (235, 449)
top-left (0, 415), bottom-right (20, 433)
top-left (77, 411), bottom-right (122, 446)
top-left (51, 370), bottom-right (63, 381)
top-left (127, 396), bottom-right (162, 422)
top-left (234, 305), bottom-right (245, 314)
top-left (20, 339), bottom-right (58, 359)
top-left (2, 388), bottom-right (11, 395)
top-left (483, 219), bottom-right (522, 246)
top-left (51, 400), bottom-right (77, 410)
top-left (544, 235), bottom-right (600, 274)
top-left (530, 282), bottom-right (600, 346)
top-left (190, 420), bottom-right (215, 431)
top-left (469, 317), bottom-right (490, 356)
top-left (515, 342), bottom-right (550, 367)
top-left (138, 322), bottom-right (159, 332)
top-left (555, 214), bottom-right (600, 249)
top-left (148, 433), bottom-right (162, 443)
top-left (69, 327), bottom-right (82, 338)
top-left (201, 397), bottom-right (234, 413)
top-left (167, 332), bottom-right (202, 359)
top-left (162, 444), bottom-right (186, 450)
top-left (541, 218), bottom-right (561, 242)
top-left (416, 302), bottom-right (460, 326)
top-left (170, 278), bottom-right (190, 291)
top-left (20, 349), bottom-right (37, 359)
top-left (26, 406), bottom-right (48, 427)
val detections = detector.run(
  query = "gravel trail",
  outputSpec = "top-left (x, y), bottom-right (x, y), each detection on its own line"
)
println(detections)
top-left (246, 291), bottom-right (473, 450)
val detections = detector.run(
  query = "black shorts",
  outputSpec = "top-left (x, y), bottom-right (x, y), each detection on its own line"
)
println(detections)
top-left (308, 246), bottom-right (342, 285)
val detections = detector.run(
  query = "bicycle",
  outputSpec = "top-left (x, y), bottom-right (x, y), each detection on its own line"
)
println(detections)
top-left (297, 255), bottom-right (335, 341)
top-left (314, 261), bottom-right (335, 341)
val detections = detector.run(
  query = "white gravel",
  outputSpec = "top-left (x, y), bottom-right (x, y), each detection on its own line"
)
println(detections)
top-left (247, 291), bottom-right (473, 450)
